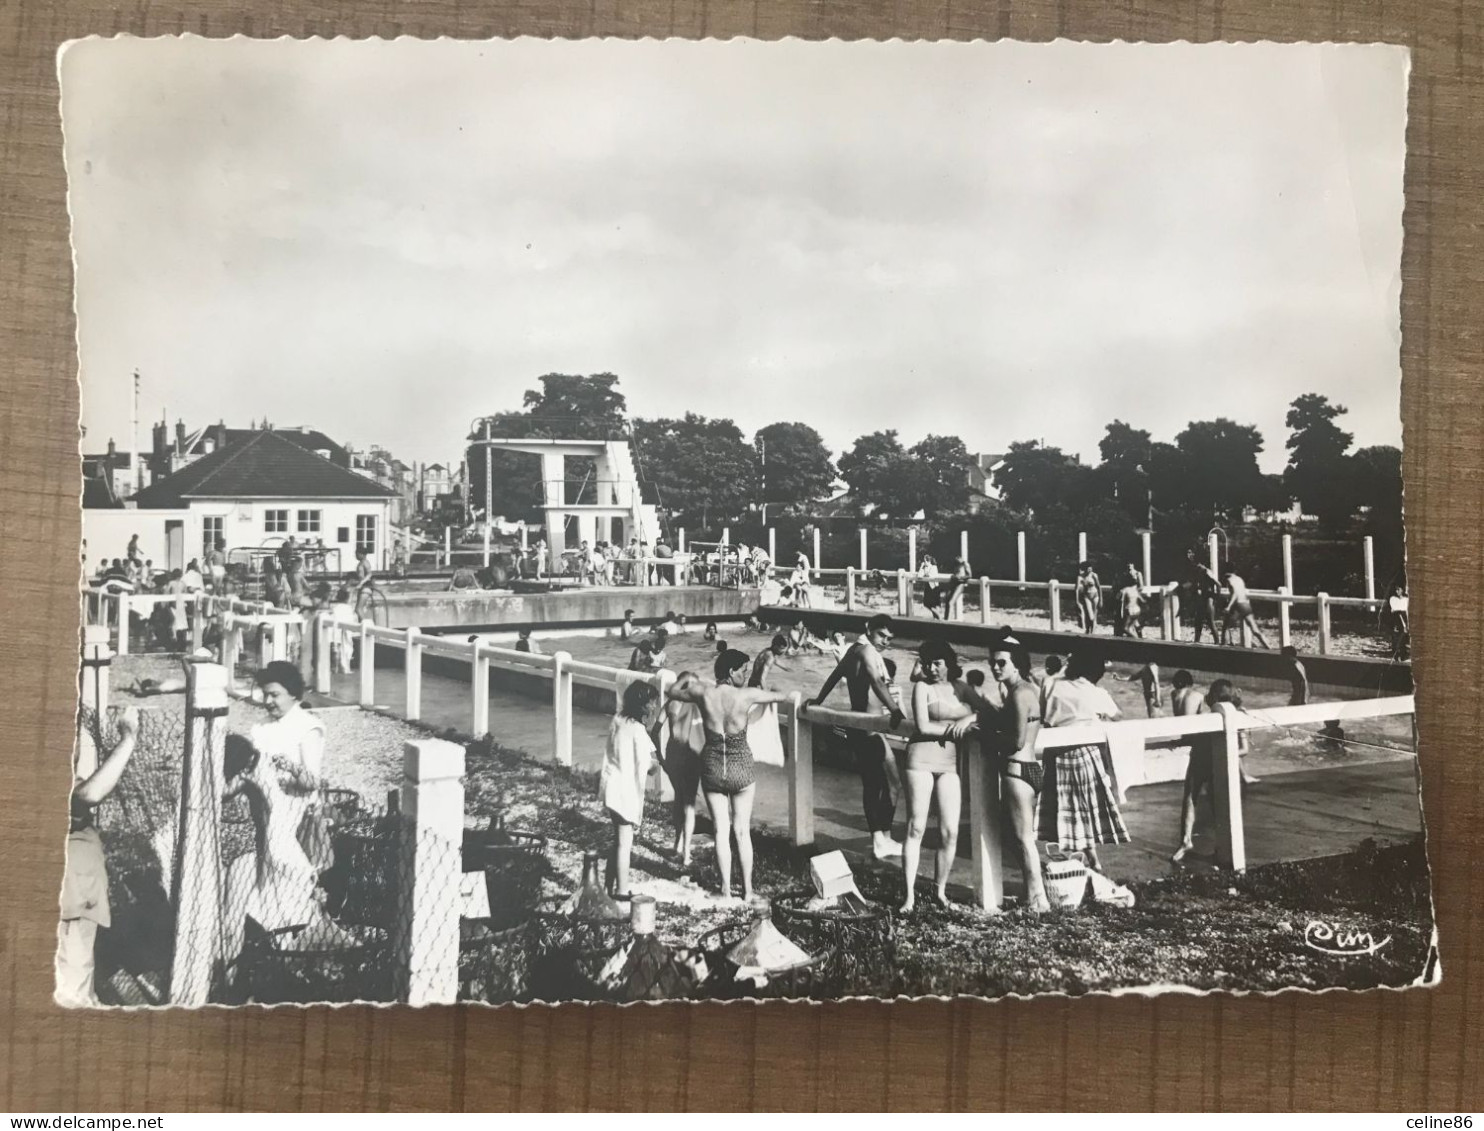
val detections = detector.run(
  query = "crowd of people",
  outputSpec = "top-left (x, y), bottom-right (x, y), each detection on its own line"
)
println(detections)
top-left (591, 608), bottom-right (1304, 916)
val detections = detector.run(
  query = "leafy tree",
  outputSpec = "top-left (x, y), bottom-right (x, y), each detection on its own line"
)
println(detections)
top-left (755, 422), bottom-right (837, 509)
top-left (632, 414), bottom-right (758, 527)
top-left (906, 435), bottom-right (974, 518)
top-left (838, 430), bottom-right (913, 517)
top-left (1096, 420), bottom-right (1155, 525)
top-left (521, 372), bottom-right (628, 439)
top-left (1284, 393), bottom-right (1357, 527)
top-left (1170, 418), bottom-right (1269, 524)
top-left (992, 441), bottom-right (1098, 516)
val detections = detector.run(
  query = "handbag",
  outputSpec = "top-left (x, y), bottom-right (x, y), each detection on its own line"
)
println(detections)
top-left (296, 803), bottom-right (336, 874)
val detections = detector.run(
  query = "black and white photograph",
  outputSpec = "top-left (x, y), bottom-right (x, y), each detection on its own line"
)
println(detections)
top-left (60, 36), bottom-right (1427, 1008)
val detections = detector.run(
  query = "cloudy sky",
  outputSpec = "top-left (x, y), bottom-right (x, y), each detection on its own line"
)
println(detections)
top-left (63, 37), bottom-right (1407, 472)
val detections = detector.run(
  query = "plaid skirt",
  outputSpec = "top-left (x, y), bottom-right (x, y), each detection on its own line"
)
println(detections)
top-left (1038, 744), bottom-right (1130, 851)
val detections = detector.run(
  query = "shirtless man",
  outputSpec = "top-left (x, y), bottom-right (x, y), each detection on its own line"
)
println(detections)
top-left (353, 551), bottom-right (379, 619)
top-left (1116, 581), bottom-right (1144, 638)
top-left (810, 613), bottom-right (906, 859)
top-left (665, 655), bottom-right (793, 902)
top-left (1187, 551), bottom-right (1221, 643)
top-left (1221, 566), bottom-right (1270, 648)
top-left (1170, 670), bottom-right (1208, 862)
top-left (750, 635), bottom-right (789, 688)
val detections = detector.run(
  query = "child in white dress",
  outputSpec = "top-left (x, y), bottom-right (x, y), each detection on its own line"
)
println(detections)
top-left (599, 680), bottom-right (663, 899)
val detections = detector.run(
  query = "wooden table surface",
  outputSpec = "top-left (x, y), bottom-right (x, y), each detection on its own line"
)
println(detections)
top-left (2, 0), bottom-right (1480, 1112)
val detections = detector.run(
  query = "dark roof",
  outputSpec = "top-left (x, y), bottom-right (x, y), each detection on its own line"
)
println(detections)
top-left (82, 469), bottom-right (123, 509)
top-left (180, 425), bottom-right (349, 466)
top-left (131, 429), bottom-right (397, 507)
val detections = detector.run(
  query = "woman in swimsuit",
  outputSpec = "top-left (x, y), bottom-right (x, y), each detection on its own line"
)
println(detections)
top-left (665, 651), bottom-right (792, 902)
top-left (901, 640), bottom-right (977, 912)
top-left (661, 671), bottom-right (706, 866)
top-left (988, 642), bottom-right (1048, 912)
top-left (1075, 562), bottom-right (1101, 634)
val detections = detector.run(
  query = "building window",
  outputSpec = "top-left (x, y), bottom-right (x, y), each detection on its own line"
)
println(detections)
top-left (355, 515), bottom-right (377, 558)
top-left (265, 509), bottom-right (288, 534)
top-left (202, 516), bottom-right (224, 556)
top-left (337, 527), bottom-right (350, 544)
top-left (297, 509), bottom-right (322, 534)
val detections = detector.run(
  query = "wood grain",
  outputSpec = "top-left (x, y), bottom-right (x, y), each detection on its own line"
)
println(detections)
top-left (2, 0), bottom-right (1480, 1112)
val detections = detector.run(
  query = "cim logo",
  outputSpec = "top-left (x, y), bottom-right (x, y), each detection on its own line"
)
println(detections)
top-left (1304, 919), bottom-right (1392, 957)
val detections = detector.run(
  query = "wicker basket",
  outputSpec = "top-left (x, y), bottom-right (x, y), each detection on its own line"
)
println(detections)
top-left (528, 910), bottom-right (634, 1002)
top-left (771, 892), bottom-right (895, 998)
top-left (460, 917), bottom-right (534, 1004)
top-left (1043, 846), bottom-right (1090, 909)
top-left (695, 917), bottom-right (825, 1001)
top-left (463, 822), bottom-right (548, 932)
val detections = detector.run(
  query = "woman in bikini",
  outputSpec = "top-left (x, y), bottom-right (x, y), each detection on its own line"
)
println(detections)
top-left (901, 640), bottom-right (977, 912)
top-left (665, 651), bottom-right (792, 903)
top-left (1075, 562), bottom-right (1101, 634)
top-left (988, 641), bottom-right (1049, 912)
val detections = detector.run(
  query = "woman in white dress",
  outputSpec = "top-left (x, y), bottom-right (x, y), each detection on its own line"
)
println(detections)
top-left (247, 662), bottom-right (329, 872)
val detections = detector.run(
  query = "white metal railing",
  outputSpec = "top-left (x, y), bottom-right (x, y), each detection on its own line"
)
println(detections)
top-left (790, 693), bottom-right (1415, 912)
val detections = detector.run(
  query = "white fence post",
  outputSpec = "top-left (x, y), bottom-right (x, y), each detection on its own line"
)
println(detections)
top-left (360, 622), bottom-right (377, 706)
top-left (1363, 536), bottom-right (1376, 601)
top-left (967, 739), bottom-right (1003, 913)
top-left (170, 661), bottom-right (228, 1006)
top-left (908, 527), bottom-right (918, 574)
top-left (1048, 580), bottom-right (1062, 632)
top-left (786, 696), bottom-right (815, 847)
top-left (1160, 588), bottom-right (1175, 640)
top-left (393, 738), bottom-right (465, 1005)
top-left (444, 526), bottom-right (452, 568)
top-left (1017, 532), bottom-right (1027, 589)
top-left (1282, 533), bottom-right (1294, 593)
top-left (812, 528), bottom-right (821, 577)
top-left (678, 527), bottom-right (686, 554)
top-left (721, 527), bottom-right (730, 547)
top-left (1208, 532), bottom-right (1220, 576)
top-left (959, 530), bottom-right (969, 566)
top-left (1141, 531), bottom-right (1152, 588)
top-left (845, 566), bottom-right (856, 611)
top-left (768, 526), bottom-right (776, 566)
top-left (313, 612), bottom-right (332, 695)
top-left (979, 577), bottom-right (992, 625)
top-left (1212, 703), bottom-right (1247, 872)
top-left (471, 642), bottom-right (490, 739)
top-left (552, 651), bottom-right (574, 766)
top-left (405, 627), bottom-right (423, 721)
top-left (483, 521), bottom-right (491, 567)
top-left (222, 617), bottom-right (240, 692)
top-left (116, 593), bottom-right (131, 656)
top-left (190, 594), bottom-right (206, 652)
top-left (80, 625), bottom-right (112, 718)
top-left (1077, 531), bottom-right (1087, 563)
top-left (897, 570), bottom-right (911, 617)
top-left (1316, 593), bottom-right (1332, 655)
top-left (1278, 586), bottom-right (1293, 649)
top-left (859, 527), bottom-right (868, 571)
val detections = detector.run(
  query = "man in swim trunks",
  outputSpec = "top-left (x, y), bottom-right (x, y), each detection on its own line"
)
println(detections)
top-left (1187, 551), bottom-right (1221, 643)
top-left (1221, 565), bottom-right (1270, 648)
top-left (810, 613), bottom-right (907, 859)
top-left (665, 653), bottom-right (793, 902)
top-left (1280, 646), bottom-right (1309, 706)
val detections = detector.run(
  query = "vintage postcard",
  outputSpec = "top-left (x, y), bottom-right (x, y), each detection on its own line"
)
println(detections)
top-left (60, 36), bottom-right (1429, 1007)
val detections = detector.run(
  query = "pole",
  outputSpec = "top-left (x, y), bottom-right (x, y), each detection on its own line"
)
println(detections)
top-left (1208, 531), bottom-right (1220, 576)
top-left (1017, 532), bottom-right (1027, 589)
top-left (1141, 530), bottom-right (1152, 588)
top-left (171, 661), bottom-right (228, 1005)
top-left (959, 530), bottom-right (969, 567)
top-left (1077, 531), bottom-right (1087, 563)
top-left (483, 520), bottom-right (491, 567)
top-left (908, 527), bottom-right (918, 574)
top-left (483, 420), bottom-right (492, 545)
top-left (859, 527), bottom-right (868, 571)
top-left (393, 739), bottom-right (465, 1005)
top-left (1282, 533), bottom-right (1294, 593)
top-left (812, 527), bottom-right (821, 576)
top-left (768, 527), bottom-right (776, 565)
top-left (1363, 536), bottom-right (1376, 601)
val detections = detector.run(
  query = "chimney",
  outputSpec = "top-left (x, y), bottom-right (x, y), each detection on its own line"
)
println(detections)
top-left (175, 419), bottom-right (186, 451)
top-left (106, 438), bottom-right (116, 459)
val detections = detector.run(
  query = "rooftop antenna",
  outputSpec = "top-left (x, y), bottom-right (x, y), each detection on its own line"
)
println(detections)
top-left (130, 369), bottom-right (141, 494)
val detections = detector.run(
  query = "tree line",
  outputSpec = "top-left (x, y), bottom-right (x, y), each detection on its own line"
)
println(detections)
top-left (464, 374), bottom-right (1401, 552)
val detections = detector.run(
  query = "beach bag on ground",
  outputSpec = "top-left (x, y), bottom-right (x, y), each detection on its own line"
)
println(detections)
top-left (1086, 867), bottom-right (1136, 908)
top-left (1043, 845), bottom-right (1090, 909)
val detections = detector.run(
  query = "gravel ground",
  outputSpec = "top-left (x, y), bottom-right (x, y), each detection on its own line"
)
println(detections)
top-left (93, 654), bottom-right (1430, 1001)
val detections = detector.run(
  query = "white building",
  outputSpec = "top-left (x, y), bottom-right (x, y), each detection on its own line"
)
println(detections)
top-left (83, 428), bottom-right (397, 573)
